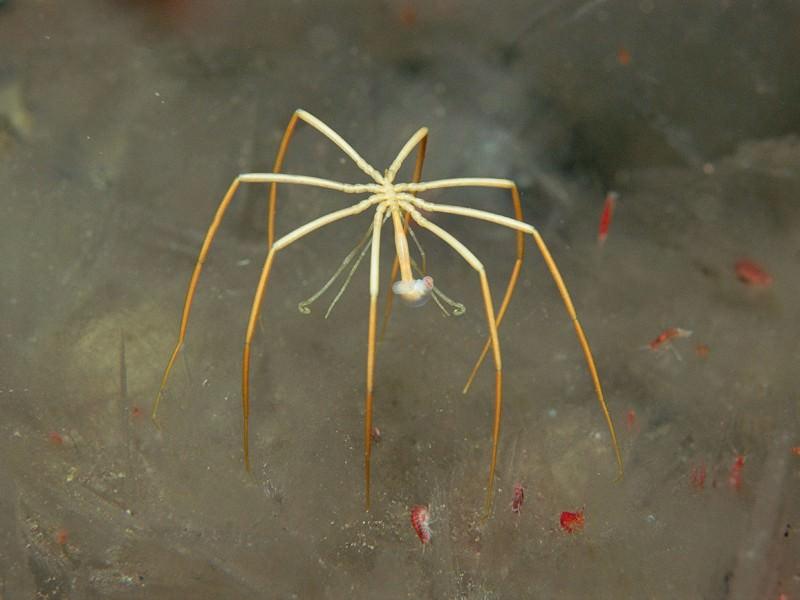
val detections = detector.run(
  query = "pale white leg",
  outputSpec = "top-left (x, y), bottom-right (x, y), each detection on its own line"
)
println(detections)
top-left (241, 195), bottom-right (384, 470)
top-left (396, 177), bottom-right (518, 194)
top-left (289, 109), bottom-right (385, 183)
top-left (385, 127), bottom-right (429, 183)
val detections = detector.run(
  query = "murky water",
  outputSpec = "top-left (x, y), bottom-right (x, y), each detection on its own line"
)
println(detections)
top-left (1, 1), bottom-right (798, 598)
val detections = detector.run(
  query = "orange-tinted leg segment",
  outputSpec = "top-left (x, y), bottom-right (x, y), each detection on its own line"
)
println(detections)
top-left (242, 249), bottom-right (277, 470)
top-left (364, 296), bottom-right (377, 509)
top-left (152, 177), bottom-right (242, 424)
top-left (529, 230), bottom-right (623, 478)
top-left (464, 183), bottom-right (525, 394)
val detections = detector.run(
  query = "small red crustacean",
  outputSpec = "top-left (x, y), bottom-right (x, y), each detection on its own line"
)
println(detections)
top-left (626, 409), bottom-right (637, 433)
top-left (511, 482), bottom-right (525, 514)
top-left (728, 455), bottom-right (745, 491)
top-left (647, 327), bottom-right (692, 351)
top-left (695, 343), bottom-right (710, 359)
top-left (597, 191), bottom-right (618, 245)
top-left (734, 259), bottom-right (772, 287)
top-left (55, 528), bottom-right (69, 546)
top-left (690, 464), bottom-right (707, 490)
top-left (560, 510), bottom-right (585, 533)
top-left (410, 505), bottom-right (431, 545)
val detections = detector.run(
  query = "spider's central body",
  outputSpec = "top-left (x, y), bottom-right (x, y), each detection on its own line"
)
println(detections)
top-left (381, 186), bottom-right (419, 299)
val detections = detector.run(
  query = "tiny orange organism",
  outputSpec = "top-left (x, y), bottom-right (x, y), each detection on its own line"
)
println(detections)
top-left (399, 3), bottom-right (417, 27)
top-left (734, 259), bottom-right (772, 287)
top-left (625, 409), bottom-right (637, 433)
top-left (511, 482), bottom-right (525, 514)
top-left (690, 464), bottom-right (707, 490)
top-left (560, 510), bottom-right (585, 533)
top-left (597, 191), bottom-right (617, 244)
top-left (728, 455), bottom-right (745, 491)
top-left (410, 505), bottom-right (431, 544)
top-left (55, 528), bottom-right (69, 546)
top-left (648, 327), bottom-right (692, 351)
top-left (695, 343), bottom-right (710, 359)
top-left (617, 47), bottom-right (631, 66)
top-left (48, 431), bottom-right (64, 445)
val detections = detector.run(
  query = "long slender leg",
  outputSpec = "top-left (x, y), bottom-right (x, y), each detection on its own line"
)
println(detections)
top-left (241, 196), bottom-right (382, 470)
top-left (399, 195), bottom-right (624, 478)
top-left (151, 173), bottom-right (379, 423)
top-left (385, 127), bottom-right (428, 183)
top-left (379, 129), bottom-right (428, 338)
top-left (152, 177), bottom-right (241, 424)
top-left (400, 203), bottom-right (503, 518)
top-left (268, 110), bottom-right (385, 247)
top-left (364, 205), bottom-right (388, 510)
top-left (453, 182), bottom-right (526, 394)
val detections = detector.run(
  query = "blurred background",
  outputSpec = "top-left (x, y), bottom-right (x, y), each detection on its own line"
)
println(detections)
top-left (0, 1), bottom-right (798, 598)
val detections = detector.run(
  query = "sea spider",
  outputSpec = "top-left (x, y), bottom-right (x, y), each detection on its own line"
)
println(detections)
top-left (152, 109), bottom-right (623, 516)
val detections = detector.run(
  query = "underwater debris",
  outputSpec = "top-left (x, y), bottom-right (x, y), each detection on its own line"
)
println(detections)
top-left (370, 426), bottom-right (381, 444)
